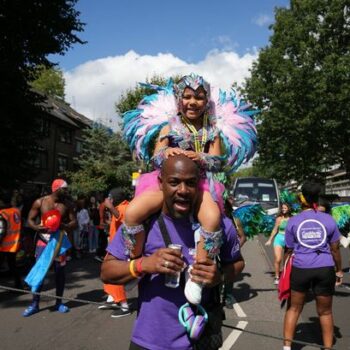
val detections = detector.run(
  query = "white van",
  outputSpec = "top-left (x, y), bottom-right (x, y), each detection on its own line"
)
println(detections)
top-left (231, 177), bottom-right (280, 215)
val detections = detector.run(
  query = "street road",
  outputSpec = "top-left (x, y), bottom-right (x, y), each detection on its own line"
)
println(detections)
top-left (0, 238), bottom-right (349, 350)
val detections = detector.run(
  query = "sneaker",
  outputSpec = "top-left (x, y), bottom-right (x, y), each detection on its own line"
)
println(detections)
top-left (55, 303), bottom-right (69, 313)
top-left (98, 301), bottom-right (119, 310)
top-left (343, 267), bottom-right (350, 274)
top-left (274, 277), bottom-right (280, 285)
top-left (224, 294), bottom-right (234, 309)
top-left (111, 307), bottom-right (131, 318)
top-left (94, 256), bottom-right (104, 263)
top-left (225, 300), bottom-right (234, 309)
top-left (22, 304), bottom-right (39, 317)
top-left (184, 279), bottom-right (203, 305)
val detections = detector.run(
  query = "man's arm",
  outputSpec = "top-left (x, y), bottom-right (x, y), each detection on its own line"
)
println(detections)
top-left (101, 248), bottom-right (185, 285)
top-left (27, 199), bottom-right (47, 232)
top-left (103, 197), bottom-right (120, 220)
top-left (234, 218), bottom-right (247, 247)
top-left (61, 206), bottom-right (77, 232)
top-left (222, 256), bottom-right (245, 283)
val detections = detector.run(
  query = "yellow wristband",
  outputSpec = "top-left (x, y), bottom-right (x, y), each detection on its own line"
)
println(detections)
top-left (129, 260), bottom-right (139, 279)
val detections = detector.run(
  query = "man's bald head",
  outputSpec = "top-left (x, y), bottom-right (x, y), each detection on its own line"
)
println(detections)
top-left (159, 154), bottom-right (200, 218)
top-left (160, 154), bottom-right (199, 178)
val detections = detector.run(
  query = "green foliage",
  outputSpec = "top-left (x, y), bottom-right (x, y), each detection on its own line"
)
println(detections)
top-left (66, 125), bottom-right (137, 197)
top-left (1, 0), bottom-right (84, 187)
top-left (230, 166), bottom-right (258, 179)
top-left (31, 65), bottom-right (65, 99)
top-left (245, 0), bottom-right (350, 184)
top-left (116, 74), bottom-right (182, 114)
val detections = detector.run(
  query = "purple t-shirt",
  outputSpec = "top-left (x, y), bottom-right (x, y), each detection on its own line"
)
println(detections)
top-left (107, 214), bottom-right (241, 350)
top-left (285, 210), bottom-right (340, 269)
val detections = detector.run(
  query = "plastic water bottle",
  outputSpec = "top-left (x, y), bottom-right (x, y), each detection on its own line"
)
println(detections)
top-left (164, 244), bottom-right (182, 288)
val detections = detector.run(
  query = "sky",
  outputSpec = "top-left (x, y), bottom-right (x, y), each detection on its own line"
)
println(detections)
top-left (52, 0), bottom-right (289, 127)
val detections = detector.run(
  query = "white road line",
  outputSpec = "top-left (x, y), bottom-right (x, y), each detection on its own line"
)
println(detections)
top-left (220, 321), bottom-right (248, 350)
top-left (232, 296), bottom-right (247, 318)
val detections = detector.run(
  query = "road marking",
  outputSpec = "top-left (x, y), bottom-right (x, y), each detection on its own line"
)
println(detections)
top-left (232, 296), bottom-right (247, 318)
top-left (220, 321), bottom-right (248, 350)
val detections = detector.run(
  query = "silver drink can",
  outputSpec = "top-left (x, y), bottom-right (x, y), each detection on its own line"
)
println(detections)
top-left (164, 244), bottom-right (182, 288)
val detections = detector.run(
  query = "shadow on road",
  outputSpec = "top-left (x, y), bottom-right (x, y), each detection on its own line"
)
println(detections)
top-left (292, 317), bottom-right (341, 350)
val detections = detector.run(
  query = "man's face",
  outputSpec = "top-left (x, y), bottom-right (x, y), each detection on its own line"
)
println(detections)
top-left (56, 188), bottom-right (68, 201)
top-left (160, 158), bottom-right (199, 218)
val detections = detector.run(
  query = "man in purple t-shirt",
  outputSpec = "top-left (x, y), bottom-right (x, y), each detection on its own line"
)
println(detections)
top-left (283, 182), bottom-right (342, 350)
top-left (101, 155), bottom-right (244, 350)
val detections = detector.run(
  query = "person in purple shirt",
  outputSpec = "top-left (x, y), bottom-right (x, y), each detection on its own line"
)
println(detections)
top-left (283, 182), bottom-right (343, 350)
top-left (101, 155), bottom-right (244, 350)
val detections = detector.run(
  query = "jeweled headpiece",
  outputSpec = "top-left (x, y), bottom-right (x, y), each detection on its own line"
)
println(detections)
top-left (173, 73), bottom-right (211, 101)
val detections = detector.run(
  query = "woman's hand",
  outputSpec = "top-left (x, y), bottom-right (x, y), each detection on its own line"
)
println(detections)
top-left (265, 239), bottom-right (272, 246)
top-left (142, 248), bottom-right (185, 275)
top-left (164, 147), bottom-right (184, 159)
top-left (335, 272), bottom-right (343, 286)
top-left (183, 150), bottom-right (201, 162)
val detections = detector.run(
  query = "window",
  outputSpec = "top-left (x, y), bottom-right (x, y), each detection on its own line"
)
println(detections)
top-left (32, 151), bottom-right (48, 169)
top-left (59, 128), bottom-right (72, 143)
top-left (38, 118), bottom-right (50, 137)
top-left (57, 155), bottom-right (69, 172)
top-left (76, 139), bottom-right (83, 154)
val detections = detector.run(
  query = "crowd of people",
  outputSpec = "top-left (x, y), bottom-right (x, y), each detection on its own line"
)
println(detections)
top-left (0, 181), bottom-right (132, 317)
top-left (0, 73), bottom-right (348, 350)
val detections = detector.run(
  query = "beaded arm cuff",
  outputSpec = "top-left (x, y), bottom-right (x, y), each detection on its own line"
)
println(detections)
top-left (198, 154), bottom-right (223, 172)
top-left (199, 227), bottom-right (223, 259)
top-left (152, 146), bottom-right (169, 168)
top-left (121, 224), bottom-right (144, 254)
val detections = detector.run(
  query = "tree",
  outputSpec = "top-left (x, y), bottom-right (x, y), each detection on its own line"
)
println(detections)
top-left (67, 124), bottom-right (136, 197)
top-left (0, 0), bottom-right (84, 187)
top-left (31, 65), bottom-right (65, 99)
top-left (245, 0), bottom-right (350, 184)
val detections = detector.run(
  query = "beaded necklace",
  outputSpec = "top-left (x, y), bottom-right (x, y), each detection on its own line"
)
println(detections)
top-left (181, 114), bottom-right (208, 152)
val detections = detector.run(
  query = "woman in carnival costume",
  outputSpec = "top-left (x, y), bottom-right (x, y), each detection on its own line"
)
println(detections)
top-left (265, 203), bottom-right (293, 285)
top-left (122, 73), bottom-right (257, 305)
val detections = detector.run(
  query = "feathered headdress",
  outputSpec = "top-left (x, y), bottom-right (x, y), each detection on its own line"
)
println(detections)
top-left (331, 204), bottom-right (350, 235)
top-left (233, 204), bottom-right (275, 239)
top-left (279, 189), bottom-right (301, 214)
top-left (122, 75), bottom-right (258, 174)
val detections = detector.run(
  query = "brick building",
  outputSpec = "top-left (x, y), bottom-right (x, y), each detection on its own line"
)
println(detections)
top-left (23, 96), bottom-right (92, 194)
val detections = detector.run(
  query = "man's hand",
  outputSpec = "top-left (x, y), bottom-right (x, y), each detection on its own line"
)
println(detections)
top-left (142, 248), bottom-right (185, 275)
top-left (190, 258), bottom-right (222, 288)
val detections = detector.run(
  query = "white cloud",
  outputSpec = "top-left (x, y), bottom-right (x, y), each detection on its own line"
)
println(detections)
top-left (64, 49), bottom-right (258, 125)
top-left (211, 35), bottom-right (239, 51)
top-left (253, 14), bottom-right (272, 27)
